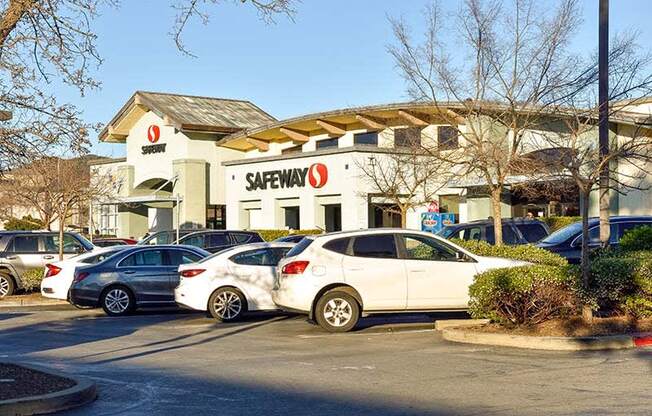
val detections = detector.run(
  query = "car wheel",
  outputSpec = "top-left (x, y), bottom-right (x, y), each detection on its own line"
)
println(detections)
top-left (0, 274), bottom-right (14, 298)
top-left (101, 286), bottom-right (134, 316)
top-left (315, 290), bottom-right (360, 333)
top-left (208, 287), bottom-right (246, 322)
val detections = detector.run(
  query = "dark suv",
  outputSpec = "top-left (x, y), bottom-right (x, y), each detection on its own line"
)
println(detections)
top-left (176, 230), bottom-right (264, 253)
top-left (138, 229), bottom-right (204, 245)
top-left (0, 231), bottom-right (94, 297)
top-left (437, 218), bottom-right (550, 245)
top-left (536, 216), bottom-right (652, 263)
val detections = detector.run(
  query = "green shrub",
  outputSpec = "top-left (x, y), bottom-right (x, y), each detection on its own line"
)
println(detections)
top-left (583, 257), bottom-right (637, 310)
top-left (469, 265), bottom-right (577, 325)
top-left (623, 295), bottom-right (652, 318)
top-left (543, 216), bottom-right (581, 232)
top-left (254, 229), bottom-right (323, 242)
top-left (451, 238), bottom-right (567, 267)
top-left (620, 225), bottom-right (652, 252)
top-left (20, 268), bottom-right (45, 291)
top-left (4, 215), bottom-right (44, 231)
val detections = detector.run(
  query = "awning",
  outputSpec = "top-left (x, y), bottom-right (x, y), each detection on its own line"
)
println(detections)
top-left (98, 195), bottom-right (183, 205)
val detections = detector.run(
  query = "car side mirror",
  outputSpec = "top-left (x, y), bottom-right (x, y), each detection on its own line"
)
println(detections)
top-left (76, 246), bottom-right (85, 254)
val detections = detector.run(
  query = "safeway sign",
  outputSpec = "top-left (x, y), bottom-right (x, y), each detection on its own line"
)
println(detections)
top-left (246, 163), bottom-right (328, 191)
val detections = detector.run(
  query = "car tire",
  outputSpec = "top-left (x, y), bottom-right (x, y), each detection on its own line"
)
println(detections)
top-left (315, 290), bottom-right (360, 333)
top-left (100, 286), bottom-right (135, 317)
top-left (0, 273), bottom-right (14, 298)
top-left (208, 287), bottom-right (247, 322)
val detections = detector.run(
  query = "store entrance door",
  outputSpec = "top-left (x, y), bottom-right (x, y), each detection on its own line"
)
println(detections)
top-left (324, 204), bottom-right (342, 232)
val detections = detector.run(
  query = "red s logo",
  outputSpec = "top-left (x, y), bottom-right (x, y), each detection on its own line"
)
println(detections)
top-left (147, 125), bottom-right (160, 143)
top-left (308, 163), bottom-right (328, 188)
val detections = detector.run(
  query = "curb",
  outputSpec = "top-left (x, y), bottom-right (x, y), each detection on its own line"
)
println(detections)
top-left (0, 362), bottom-right (97, 415)
top-left (442, 327), bottom-right (652, 351)
top-left (435, 319), bottom-right (490, 331)
top-left (0, 299), bottom-right (68, 309)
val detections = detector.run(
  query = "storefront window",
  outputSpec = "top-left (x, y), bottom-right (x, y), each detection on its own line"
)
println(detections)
top-left (99, 205), bottom-right (118, 236)
top-left (394, 127), bottom-right (422, 148)
top-left (206, 205), bottom-right (226, 229)
top-left (438, 126), bottom-right (458, 150)
top-left (316, 137), bottom-right (339, 150)
top-left (354, 132), bottom-right (378, 146)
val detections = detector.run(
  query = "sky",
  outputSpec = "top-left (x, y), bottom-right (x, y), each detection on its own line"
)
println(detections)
top-left (56, 0), bottom-right (652, 158)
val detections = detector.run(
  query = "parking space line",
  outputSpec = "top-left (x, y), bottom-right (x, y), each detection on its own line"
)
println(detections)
top-left (296, 328), bottom-right (435, 338)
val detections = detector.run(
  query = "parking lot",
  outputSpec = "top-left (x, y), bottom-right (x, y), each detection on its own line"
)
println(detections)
top-left (0, 305), bottom-right (650, 415)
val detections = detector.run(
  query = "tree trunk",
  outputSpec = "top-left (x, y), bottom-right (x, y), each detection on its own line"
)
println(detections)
top-left (598, 0), bottom-right (611, 248)
top-left (580, 188), bottom-right (593, 322)
top-left (400, 207), bottom-right (407, 228)
top-left (490, 187), bottom-right (503, 246)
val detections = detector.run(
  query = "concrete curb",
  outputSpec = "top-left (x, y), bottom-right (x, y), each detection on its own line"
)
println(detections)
top-left (0, 298), bottom-right (68, 309)
top-left (435, 319), bottom-right (490, 331)
top-left (442, 327), bottom-right (652, 351)
top-left (0, 362), bottom-right (97, 415)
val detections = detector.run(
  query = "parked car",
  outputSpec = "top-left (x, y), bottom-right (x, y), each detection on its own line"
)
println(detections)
top-left (41, 245), bottom-right (129, 300)
top-left (176, 230), bottom-right (264, 253)
top-left (175, 242), bottom-right (295, 321)
top-left (138, 229), bottom-right (203, 245)
top-left (536, 216), bottom-right (652, 263)
top-left (0, 231), bottom-right (94, 298)
top-left (274, 234), bottom-right (308, 243)
top-left (68, 245), bottom-right (210, 316)
top-left (437, 218), bottom-right (550, 245)
top-left (92, 238), bottom-right (138, 247)
top-left (272, 229), bottom-right (526, 332)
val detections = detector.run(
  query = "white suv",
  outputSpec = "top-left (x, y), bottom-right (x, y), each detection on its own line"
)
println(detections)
top-left (272, 229), bottom-right (526, 332)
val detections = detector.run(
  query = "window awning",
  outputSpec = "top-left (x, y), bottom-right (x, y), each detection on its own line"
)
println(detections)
top-left (98, 195), bottom-right (182, 205)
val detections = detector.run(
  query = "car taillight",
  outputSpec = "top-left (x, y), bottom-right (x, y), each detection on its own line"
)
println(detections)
top-left (281, 261), bottom-right (309, 275)
top-left (44, 264), bottom-right (62, 278)
top-left (180, 269), bottom-right (205, 278)
top-left (73, 271), bottom-right (89, 283)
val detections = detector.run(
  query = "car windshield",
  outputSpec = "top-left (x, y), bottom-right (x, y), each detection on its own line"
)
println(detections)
top-left (540, 221), bottom-right (583, 244)
top-left (75, 234), bottom-right (95, 251)
top-left (436, 227), bottom-right (457, 238)
top-left (285, 238), bottom-right (313, 257)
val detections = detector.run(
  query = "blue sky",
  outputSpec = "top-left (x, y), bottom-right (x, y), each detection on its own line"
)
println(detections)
top-left (60, 0), bottom-right (652, 157)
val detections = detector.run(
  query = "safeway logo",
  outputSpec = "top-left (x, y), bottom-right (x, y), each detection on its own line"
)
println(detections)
top-left (147, 125), bottom-right (160, 143)
top-left (308, 163), bottom-right (328, 188)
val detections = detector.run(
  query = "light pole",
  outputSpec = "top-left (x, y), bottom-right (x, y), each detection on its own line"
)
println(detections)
top-left (598, 0), bottom-right (610, 246)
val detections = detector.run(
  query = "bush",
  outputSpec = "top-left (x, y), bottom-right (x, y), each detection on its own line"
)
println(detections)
top-left (620, 225), bottom-right (652, 252)
top-left (543, 216), bottom-right (581, 232)
top-left (4, 215), bottom-right (44, 231)
top-left (451, 238), bottom-right (567, 267)
top-left (583, 257), bottom-right (637, 310)
top-left (20, 268), bottom-right (45, 292)
top-left (254, 229), bottom-right (323, 242)
top-left (623, 295), bottom-right (652, 319)
top-left (469, 265), bottom-right (577, 325)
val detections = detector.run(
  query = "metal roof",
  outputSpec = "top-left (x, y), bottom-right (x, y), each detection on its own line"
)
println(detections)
top-left (99, 91), bottom-right (276, 142)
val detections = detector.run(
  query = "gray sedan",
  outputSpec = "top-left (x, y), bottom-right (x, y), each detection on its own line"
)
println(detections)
top-left (69, 245), bottom-right (210, 316)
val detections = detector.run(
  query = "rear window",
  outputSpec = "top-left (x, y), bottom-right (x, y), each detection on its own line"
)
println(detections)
top-left (323, 237), bottom-right (350, 254)
top-left (352, 234), bottom-right (397, 258)
top-left (486, 225), bottom-right (519, 245)
top-left (285, 238), bottom-right (314, 257)
top-left (517, 224), bottom-right (548, 243)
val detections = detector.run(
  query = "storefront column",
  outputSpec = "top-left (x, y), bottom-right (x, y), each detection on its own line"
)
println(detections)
top-left (116, 165), bottom-right (149, 239)
top-left (173, 159), bottom-right (207, 229)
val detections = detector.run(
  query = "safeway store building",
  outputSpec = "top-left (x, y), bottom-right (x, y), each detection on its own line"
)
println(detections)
top-left (92, 91), bottom-right (652, 239)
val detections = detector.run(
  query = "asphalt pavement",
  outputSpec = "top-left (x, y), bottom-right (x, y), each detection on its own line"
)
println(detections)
top-left (0, 305), bottom-right (650, 415)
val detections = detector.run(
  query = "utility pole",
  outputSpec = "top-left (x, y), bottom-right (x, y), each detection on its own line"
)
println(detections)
top-left (598, 0), bottom-right (611, 246)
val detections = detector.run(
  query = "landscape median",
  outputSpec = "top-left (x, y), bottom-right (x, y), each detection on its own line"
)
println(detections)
top-left (0, 362), bottom-right (96, 415)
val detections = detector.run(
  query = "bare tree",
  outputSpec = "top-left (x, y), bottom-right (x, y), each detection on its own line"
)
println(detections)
top-left (357, 136), bottom-right (454, 228)
top-left (171, 0), bottom-right (298, 56)
top-left (527, 34), bottom-right (652, 318)
top-left (387, 0), bottom-right (583, 244)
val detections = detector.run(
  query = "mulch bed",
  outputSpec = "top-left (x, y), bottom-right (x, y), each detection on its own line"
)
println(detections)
top-left (472, 316), bottom-right (652, 337)
top-left (0, 364), bottom-right (76, 401)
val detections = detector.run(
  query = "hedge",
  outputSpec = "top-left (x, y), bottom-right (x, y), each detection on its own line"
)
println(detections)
top-left (469, 265), bottom-right (577, 325)
top-left (20, 268), bottom-right (45, 292)
top-left (542, 216), bottom-right (581, 232)
top-left (450, 238), bottom-right (568, 267)
top-left (253, 229), bottom-right (323, 242)
top-left (620, 225), bottom-right (652, 252)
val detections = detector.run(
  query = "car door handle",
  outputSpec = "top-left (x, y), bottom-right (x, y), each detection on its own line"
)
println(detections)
top-left (345, 267), bottom-right (363, 271)
top-left (42, 255), bottom-right (55, 260)
top-left (6, 256), bottom-right (17, 260)
top-left (410, 269), bottom-right (426, 273)
top-left (123, 270), bottom-right (136, 275)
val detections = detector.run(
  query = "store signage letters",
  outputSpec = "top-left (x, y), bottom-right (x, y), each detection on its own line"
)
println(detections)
top-left (246, 163), bottom-right (328, 191)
